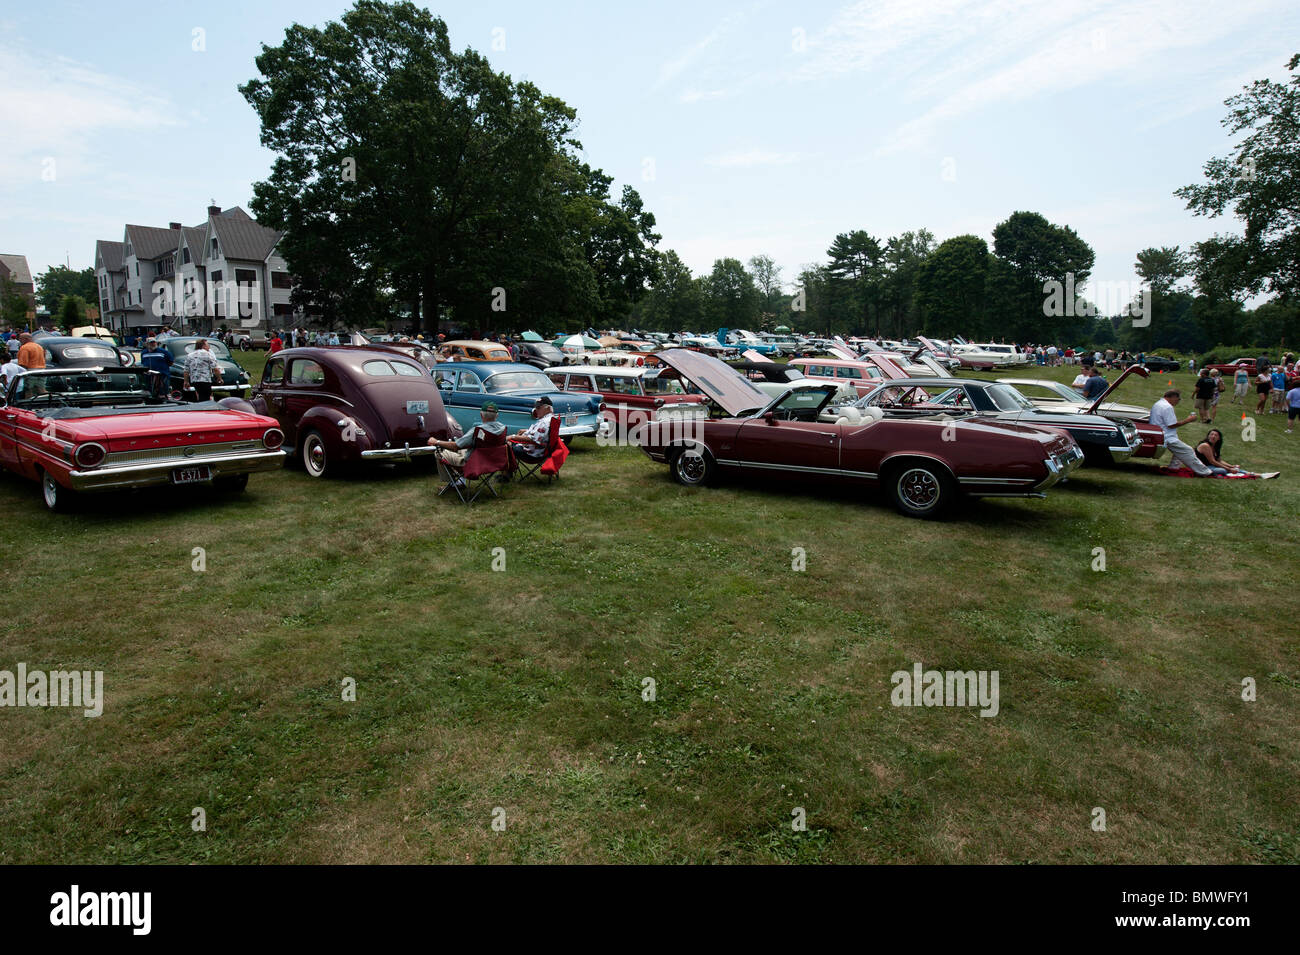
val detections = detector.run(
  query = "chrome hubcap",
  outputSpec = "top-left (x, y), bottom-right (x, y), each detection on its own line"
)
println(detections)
top-left (899, 468), bottom-right (939, 509)
top-left (678, 449), bottom-right (705, 483)
top-left (307, 440), bottom-right (325, 475)
top-left (42, 475), bottom-right (57, 508)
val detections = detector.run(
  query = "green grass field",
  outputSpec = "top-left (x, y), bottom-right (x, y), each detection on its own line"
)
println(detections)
top-left (1, 354), bottom-right (1296, 863)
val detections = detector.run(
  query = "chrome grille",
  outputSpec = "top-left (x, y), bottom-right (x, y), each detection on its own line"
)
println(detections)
top-left (104, 440), bottom-right (264, 466)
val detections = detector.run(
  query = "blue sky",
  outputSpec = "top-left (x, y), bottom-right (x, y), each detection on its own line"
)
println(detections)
top-left (2, 0), bottom-right (1296, 301)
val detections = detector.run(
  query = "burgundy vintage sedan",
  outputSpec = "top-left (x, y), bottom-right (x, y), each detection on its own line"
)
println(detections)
top-left (637, 349), bottom-right (1083, 518)
top-left (227, 347), bottom-right (460, 478)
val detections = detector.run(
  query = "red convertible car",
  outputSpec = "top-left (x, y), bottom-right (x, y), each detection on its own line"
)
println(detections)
top-left (1, 366), bottom-right (285, 511)
top-left (637, 349), bottom-right (1084, 518)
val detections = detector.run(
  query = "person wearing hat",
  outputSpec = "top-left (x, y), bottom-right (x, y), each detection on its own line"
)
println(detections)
top-left (510, 396), bottom-right (555, 458)
top-left (427, 401), bottom-right (505, 467)
top-left (138, 336), bottom-right (174, 398)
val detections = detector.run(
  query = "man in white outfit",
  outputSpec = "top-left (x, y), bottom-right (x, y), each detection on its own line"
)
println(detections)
top-left (1151, 388), bottom-right (1211, 476)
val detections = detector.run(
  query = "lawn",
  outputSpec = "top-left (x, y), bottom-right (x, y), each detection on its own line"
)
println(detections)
top-left (0, 354), bottom-right (1295, 863)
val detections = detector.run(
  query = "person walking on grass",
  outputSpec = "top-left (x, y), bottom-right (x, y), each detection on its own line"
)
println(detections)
top-left (1286, 380), bottom-right (1300, 434)
top-left (1232, 364), bottom-right (1250, 404)
top-left (1255, 369), bottom-right (1272, 415)
top-left (183, 338), bottom-right (221, 403)
top-left (1151, 389), bottom-right (1212, 476)
top-left (1270, 366), bottom-right (1286, 413)
top-left (1193, 368), bottom-right (1217, 425)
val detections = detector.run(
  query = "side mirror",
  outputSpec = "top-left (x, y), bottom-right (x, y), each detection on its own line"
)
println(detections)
top-left (764, 411), bottom-right (776, 425)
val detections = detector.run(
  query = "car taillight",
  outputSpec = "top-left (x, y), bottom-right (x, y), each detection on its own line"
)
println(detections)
top-left (263, 428), bottom-right (285, 450)
top-left (74, 443), bottom-right (106, 469)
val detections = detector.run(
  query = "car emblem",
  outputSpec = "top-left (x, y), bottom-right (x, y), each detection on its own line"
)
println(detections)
top-left (184, 446), bottom-right (196, 458)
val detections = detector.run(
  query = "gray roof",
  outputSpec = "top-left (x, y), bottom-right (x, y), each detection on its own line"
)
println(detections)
top-left (0, 254), bottom-right (33, 285)
top-left (125, 224), bottom-right (182, 261)
top-left (96, 240), bottom-right (125, 273)
top-left (211, 211), bottom-right (281, 261)
top-left (181, 227), bottom-right (207, 260)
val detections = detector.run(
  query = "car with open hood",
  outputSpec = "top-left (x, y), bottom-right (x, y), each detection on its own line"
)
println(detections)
top-left (828, 375), bottom-right (1156, 465)
top-left (0, 365), bottom-right (285, 511)
top-left (997, 366), bottom-right (1164, 458)
top-left (236, 346), bottom-right (458, 477)
top-left (433, 361), bottom-right (611, 440)
top-left (635, 349), bottom-right (1084, 519)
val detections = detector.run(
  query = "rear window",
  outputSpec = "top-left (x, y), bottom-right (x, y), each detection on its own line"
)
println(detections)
top-left (61, 345), bottom-right (119, 361)
top-left (392, 362), bottom-right (422, 377)
top-left (363, 360), bottom-right (397, 376)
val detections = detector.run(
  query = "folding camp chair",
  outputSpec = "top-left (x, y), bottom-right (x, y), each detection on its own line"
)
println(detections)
top-left (436, 426), bottom-right (516, 504)
top-left (513, 414), bottom-right (568, 484)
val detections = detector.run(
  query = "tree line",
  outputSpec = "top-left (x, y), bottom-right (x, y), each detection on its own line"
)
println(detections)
top-left (240, 4), bottom-right (1297, 353)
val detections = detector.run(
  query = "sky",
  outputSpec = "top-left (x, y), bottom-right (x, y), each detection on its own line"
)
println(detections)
top-left (2, 0), bottom-right (1297, 302)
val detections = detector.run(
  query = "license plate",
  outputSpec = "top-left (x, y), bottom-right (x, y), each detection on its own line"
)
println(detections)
top-left (565, 413), bottom-right (576, 427)
top-left (171, 466), bottom-right (211, 485)
top-left (406, 400), bottom-right (429, 414)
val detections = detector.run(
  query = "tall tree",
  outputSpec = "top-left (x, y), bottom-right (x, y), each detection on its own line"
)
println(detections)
top-left (640, 250), bottom-right (700, 330)
top-left (826, 231), bottom-right (884, 335)
top-left (747, 254), bottom-right (783, 316)
top-left (914, 235), bottom-right (989, 338)
top-left (1175, 54), bottom-right (1300, 301)
top-left (702, 258), bottom-right (759, 330)
top-left (1134, 246), bottom-right (1190, 294)
top-left (35, 265), bottom-right (96, 314)
top-left (992, 211), bottom-right (1095, 341)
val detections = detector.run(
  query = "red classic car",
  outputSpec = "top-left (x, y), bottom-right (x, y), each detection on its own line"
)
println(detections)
top-left (232, 347), bottom-right (459, 478)
top-left (0, 366), bottom-right (285, 511)
top-left (544, 365), bottom-right (707, 433)
top-left (637, 349), bottom-right (1084, 518)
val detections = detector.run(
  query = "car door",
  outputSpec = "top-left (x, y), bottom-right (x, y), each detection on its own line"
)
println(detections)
top-left (255, 355), bottom-right (288, 434)
top-left (441, 368), bottom-right (485, 430)
top-left (282, 357), bottom-right (328, 446)
top-left (733, 390), bottom-right (841, 478)
top-left (0, 379), bottom-right (17, 472)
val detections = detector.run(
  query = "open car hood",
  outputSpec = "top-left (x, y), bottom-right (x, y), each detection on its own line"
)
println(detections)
top-left (652, 348), bottom-right (770, 417)
top-left (825, 343), bottom-right (859, 361)
top-left (741, 348), bottom-right (774, 363)
top-left (1087, 363), bottom-right (1150, 415)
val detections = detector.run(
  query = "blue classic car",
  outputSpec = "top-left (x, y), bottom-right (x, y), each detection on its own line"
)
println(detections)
top-left (432, 362), bottom-right (612, 439)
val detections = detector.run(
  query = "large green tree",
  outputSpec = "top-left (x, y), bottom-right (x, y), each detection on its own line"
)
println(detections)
top-left (826, 231), bottom-right (884, 335)
top-left (915, 235), bottom-right (989, 338)
top-left (639, 250), bottom-right (701, 330)
top-left (241, 1), bottom-right (656, 333)
top-left (1175, 54), bottom-right (1300, 301)
top-left (992, 211), bottom-right (1095, 341)
top-left (35, 265), bottom-right (96, 315)
top-left (701, 258), bottom-right (759, 330)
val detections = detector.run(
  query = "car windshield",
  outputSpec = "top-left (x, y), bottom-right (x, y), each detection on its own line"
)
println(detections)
top-left (642, 374), bottom-right (686, 395)
top-left (10, 369), bottom-right (153, 408)
top-left (986, 384), bottom-right (1037, 412)
top-left (486, 371), bottom-right (554, 392)
top-left (762, 387), bottom-right (832, 420)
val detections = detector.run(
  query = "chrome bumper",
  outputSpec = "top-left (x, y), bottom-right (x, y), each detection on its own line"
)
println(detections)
top-left (1035, 444), bottom-right (1086, 491)
top-left (360, 443), bottom-right (440, 462)
top-left (67, 450), bottom-right (286, 492)
top-left (559, 418), bottom-right (613, 439)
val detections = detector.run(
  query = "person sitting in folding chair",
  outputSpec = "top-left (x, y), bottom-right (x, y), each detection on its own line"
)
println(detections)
top-left (427, 402), bottom-right (512, 501)
top-left (510, 395), bottom-right (568, 483)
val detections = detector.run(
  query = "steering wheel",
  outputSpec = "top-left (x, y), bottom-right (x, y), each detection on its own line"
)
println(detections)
top-left (26, 392), bottom-right (71, 408)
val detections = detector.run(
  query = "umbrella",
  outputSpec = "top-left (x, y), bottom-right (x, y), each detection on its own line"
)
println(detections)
top-left (773, 325), bottom-right (791, 334)
top-left (558, 334), bottom-right (601, 350)
top-left (520, 330), bottom-right (543, 342)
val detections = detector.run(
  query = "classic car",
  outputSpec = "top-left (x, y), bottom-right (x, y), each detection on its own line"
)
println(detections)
top-left (786, 357), bottom-right (895, 397)
top-left (726, 359), bottom-right (858, 402)
top-left (437, 340), bottom-right (512, 362)
top-left (997, 376), bottom-right (1149, 419)
top-left (34, 335), bottom-right (130, 370)
top-left (1201, 357), bottom-right (1268, 376)
top-left (158, 337), bottom-right (252, 398)
top-left (370, 340), bottom-right (441, 372)
top-left (1135, 354), bottom-right (1181, 372)
top-left (680, 336), bottom-right (739, 358)
top-left (827, 376), bottom-right (1153, 465)
top-left (432, 361), bottom-right (612, 440)
top-left (545, 364), bottom-right (707, 432)
top-left (636, 349), bottom-right (1084, 519)
top-left (516, 341), bottom-right (568, 370)
top-left (721, 328), bottom-right (786, 356)
top-left (234, 347), bottom-right (458, 477)
top-left (0, 366), bottom-right (285, 511)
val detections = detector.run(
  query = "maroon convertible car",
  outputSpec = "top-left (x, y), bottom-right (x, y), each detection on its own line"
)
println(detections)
top-left (637, 349), bottom-right (1084, 518)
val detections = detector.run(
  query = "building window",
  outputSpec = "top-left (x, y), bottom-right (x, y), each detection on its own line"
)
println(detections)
top-left (271, 271), bottom-right (292, 289)
top-left (235, 268), bottom-right (257, 285)
top-left (211, 238), bottom-right (218, 258)
top-left (183, 247), bottom-right (191, 265)
top-left (134, 262), bottom-right (139, 276)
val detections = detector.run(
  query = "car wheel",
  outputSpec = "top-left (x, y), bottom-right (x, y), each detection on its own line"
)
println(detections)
top-left (886, 461), bottom-right (954, 519)
top-left (213, 474), bottom-right (250, 493)
top-left (40, 470), bottom-right (76, 512)
top-left (772, 348), bottom-right (783, 358)
top-left (669, 444), bottom-right (715, 486)
top-left (301, 429), bottom-right (330, 478)
top-left (239, 340), bottom-right (249, 351)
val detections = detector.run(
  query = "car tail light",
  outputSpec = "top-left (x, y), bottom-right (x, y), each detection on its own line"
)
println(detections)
top-left (74, 442), bottom-right (106, 469)
top-left (263, 428), bottom-right (285, 450)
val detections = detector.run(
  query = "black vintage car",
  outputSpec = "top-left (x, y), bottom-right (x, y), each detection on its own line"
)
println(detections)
top-left (35, 336), bottom-right (130, 369)
top-left (515, 341), bottom-right (567, 370)
top-left (158, 337), bottom-right (251, 398)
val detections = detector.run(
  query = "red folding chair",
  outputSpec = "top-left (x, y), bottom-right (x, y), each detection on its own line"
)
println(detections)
top-left (514, 414), bottom-right (567, 483)
top-left (437, 426), bottom-right (516, 504)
